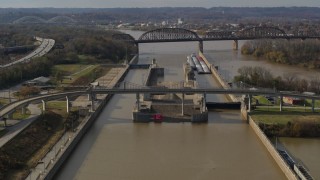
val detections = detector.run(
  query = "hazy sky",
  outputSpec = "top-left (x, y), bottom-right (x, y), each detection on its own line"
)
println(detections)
top-left (1, 0), bottom-right (320, 8)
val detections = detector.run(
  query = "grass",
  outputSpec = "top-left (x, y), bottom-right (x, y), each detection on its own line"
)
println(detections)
top-left (252, 114), bottom-right (320, 125)
top-left (253, 106), bottom-right (315, 113)
top-left (305, 99), bottom-right (320, 107)
top-left (46, 101), bottom-right (68, 117)
top-left (251, 106), bottom-right (320, 125)
top-left (12, 110), bottom-right (30, 120)
top-left (53, 64), bottom-right (99, 85)
top-left (46, 101), bottom-right (67, 110)
top-left (53, 64), bottom-right (90, 75)
top-left (253, 95), bottom-right (270, 105)
top-left (0, 98), bottom-right (9, 106)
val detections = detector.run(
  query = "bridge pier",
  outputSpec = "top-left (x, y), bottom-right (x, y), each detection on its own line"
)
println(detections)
top-left (248, 94), bottom-right (252, 112)
top-left (198, 40), bottom-right (204, 53)
top-left (21, 106), bottom-right (27, 115)
top-left (90, 99), bottom-right (95, 112)
top-left (233, 40), bottom-right (239, 50)
top-left (42, 100), bottom-right (46, 113)
top-left (279, 96), bottom-right (283, 112)
top-left (181, 93), bottom-right (185, 115)
top-left (136, 43), bottom-right (140, 55)
top-left (202, 93), bottom-right (207, 112)
top-left (88, 93), bottom-right (96, 101)
top-left (7, 112), bottom-right (13, 120)
top-left (312, 98), bottom-right (315, 113)
top-left (66, 96), bottom-right (70, 113)
top-left (136, 93), bottom-right (140, 111)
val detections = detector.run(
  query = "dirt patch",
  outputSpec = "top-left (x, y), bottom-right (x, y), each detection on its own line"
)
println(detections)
top-left (0, 111), bottom-right (64, 179)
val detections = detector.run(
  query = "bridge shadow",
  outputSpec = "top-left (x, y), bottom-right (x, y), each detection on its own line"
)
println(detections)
top-left (208, 109), bottom-right (245, 124)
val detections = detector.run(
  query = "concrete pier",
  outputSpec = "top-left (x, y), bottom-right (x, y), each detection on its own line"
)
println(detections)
top-left (198, 40), bottom-right (204, 53)
top-left (233, 40), bottom-right (239, 50)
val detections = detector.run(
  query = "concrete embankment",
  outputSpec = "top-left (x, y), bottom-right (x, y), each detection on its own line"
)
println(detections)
top-left (201, 52), bottom-right (297, 180)
top-left (198, 52), bottom-right (238, 102)
top-left (241, 107), bottom-right (297, 180)
top-left (43, 57), bottom-right (135, 180)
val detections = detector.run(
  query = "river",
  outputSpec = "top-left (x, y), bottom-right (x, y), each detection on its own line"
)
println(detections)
top-left (55, 29), bottom-right (320, 179)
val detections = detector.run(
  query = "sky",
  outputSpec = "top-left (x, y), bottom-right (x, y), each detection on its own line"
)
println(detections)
top-left (1, 0), bottom-right (320, 8)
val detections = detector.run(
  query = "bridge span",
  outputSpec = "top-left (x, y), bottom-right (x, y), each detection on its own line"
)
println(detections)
top-left (1, 86), bottom-right (320, 118)
top-left (113, 26), bottom-right (320, 53)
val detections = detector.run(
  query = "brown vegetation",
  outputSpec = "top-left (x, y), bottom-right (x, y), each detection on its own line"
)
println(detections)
top-left (71, 66), bottom-right (109, 86)
top-left (17, 86), bottom-right (41, 98)
top-left (0, 25), bottom-right (135, 89)
top-left (259, 121), bottom-right (320, 137)
top-left (241, 39), bottom-right (320, 68)
top-left (234, 66), bottom-right (320, 93)
top-left (0, 111), bottom-right (64, 179)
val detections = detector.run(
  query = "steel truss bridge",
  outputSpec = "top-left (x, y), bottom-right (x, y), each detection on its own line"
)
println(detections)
top-left (1, 84), bottom-right (320, 118)
top-left (114, 26), bottom-right (320, 43)
top-left (13, 16), bottom-right (77, 24)
top-left (113, 26), bottom-right (320, 52)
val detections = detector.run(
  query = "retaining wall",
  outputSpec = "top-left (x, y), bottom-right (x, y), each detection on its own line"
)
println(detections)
top-left (198, 52), bottom-right (238, 102)
top-left (129, 54), bottom-right (139, 65)
top-left (202, 47), bottom-right (297, 180)
top-left (247, 115), bottom-right (298, 180)
top-left (45, 64), bottom-right (131, 180)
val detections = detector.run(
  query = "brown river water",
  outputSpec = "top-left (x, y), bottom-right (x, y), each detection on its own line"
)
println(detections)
top-left (54, 30), bottom-right (320, 180)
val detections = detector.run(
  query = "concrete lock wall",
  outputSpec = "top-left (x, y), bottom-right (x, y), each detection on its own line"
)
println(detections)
top-left (191, 111), bottom-right (208, 122)
top-left (201, 51), bottom-right (297, 180)
top-left (198, 52), bottom-right (239, 102)
top-left (248, 115), bottom-right (298, 180)
top-left (45, 64), bottom-right (131, 180)
top-left (129, 54), bottom-right (139, 65)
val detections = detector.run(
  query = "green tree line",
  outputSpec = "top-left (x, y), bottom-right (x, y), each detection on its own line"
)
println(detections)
top-left (241, 39), bottom-right (320, 68)
top-left (0, 25), bottom-right (135, 88)
top-left (234, 66), bottom-right (320, 93)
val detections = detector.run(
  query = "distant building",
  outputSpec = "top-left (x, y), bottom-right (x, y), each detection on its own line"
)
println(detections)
top-left (178, 18), bottom-right (183, 25)
top-left (283, 96), bottom-right (304, 105)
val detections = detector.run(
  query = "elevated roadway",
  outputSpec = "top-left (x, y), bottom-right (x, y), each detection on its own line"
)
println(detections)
top-left (0, 37), bottom-right (55, 68)
top-left (1, 86), bottom-right (320, 118)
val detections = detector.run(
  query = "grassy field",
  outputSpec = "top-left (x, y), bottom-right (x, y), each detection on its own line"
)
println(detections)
top-left (52, 64), bottom-right (99, 84)
top-left (253, 106), bottom-right (315, 113)
top-left (12, 110), bottom-right (30, 120)
top-left (252, 113), bottom-right (320, 125)
top-left (0, 98), bottom-right (9, 106)
top-left (305, 99), bottom-right (320, 107)
top-left (253, 96), bottom-right (270, 105)
top-left (45, 101), bottom-right (68, 117)
top-left (251, 105), bottom-right (320, 125)
top-left (53, 64), bottom-right (90, 74)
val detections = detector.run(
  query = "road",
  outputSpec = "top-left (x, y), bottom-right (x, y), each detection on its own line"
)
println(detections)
top-left (0, 37), bottom-right (55, 68)
top-left (0, 103), bottom-right (41, 148)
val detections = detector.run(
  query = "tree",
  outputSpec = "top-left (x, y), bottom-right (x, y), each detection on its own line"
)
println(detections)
top-left (18, 86), bottom-right (41, 98)
top-left (55, 70), bottom-right (64, 83)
